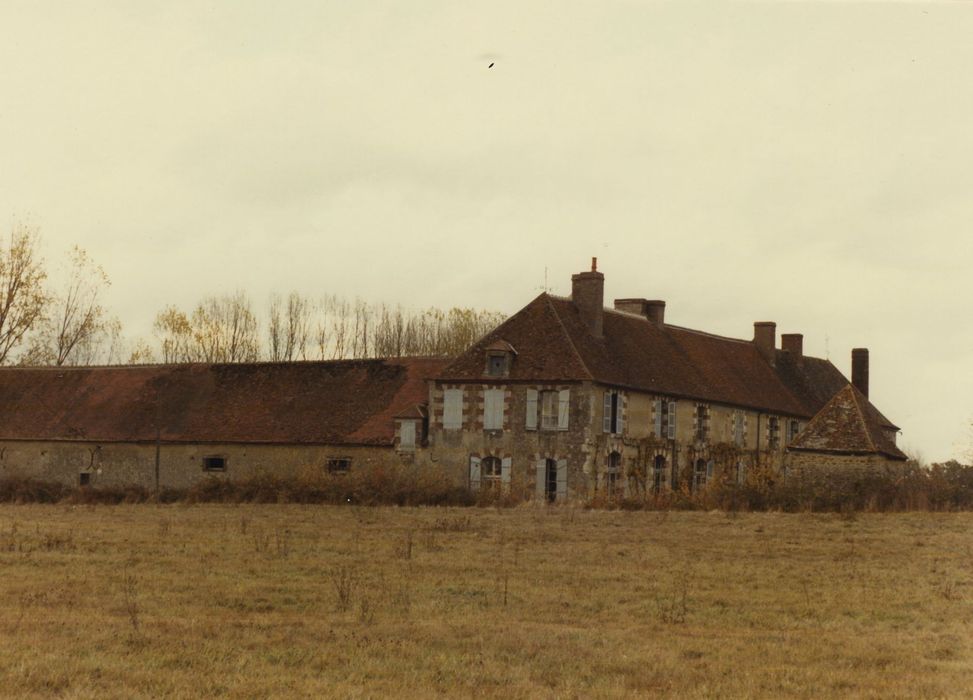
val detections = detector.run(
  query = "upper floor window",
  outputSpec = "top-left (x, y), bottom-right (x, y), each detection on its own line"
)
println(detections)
top-left (603, 390), bottom-right (624, 435)
top-left (486, 353), bottom-right (507, 377)
top-left (787, 419), bottom-right (800, 444)
top-left (654, 399), bottom-right (677, 440)
top-left (694, 404), bottom-right (710, 442)
top-left (768, 416), bottom-right (781, 450)
top-left (733, 412), bottom-right (746, 447)
top-left (399, 420), bottom-right (416, 449)
top-left (483, 388), bottom-right (505, 431)
top-left (526, 388), bottom-right (569, 431)
top-left (443, 388), bottom-right (463, 430)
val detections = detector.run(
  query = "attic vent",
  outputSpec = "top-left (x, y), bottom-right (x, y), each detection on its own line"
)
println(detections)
top-left (202, 456), bottom-right (226, 472)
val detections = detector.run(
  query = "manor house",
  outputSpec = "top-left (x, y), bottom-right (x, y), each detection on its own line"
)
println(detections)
top-left (0, 262), bottom-right (905, 498)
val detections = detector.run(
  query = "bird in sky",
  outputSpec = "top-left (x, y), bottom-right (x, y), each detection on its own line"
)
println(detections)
top-left (488, 62), bottom-right (494, 68)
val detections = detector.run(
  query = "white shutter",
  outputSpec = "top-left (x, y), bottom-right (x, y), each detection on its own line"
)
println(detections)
top-left (443, 389), bottom-right (463, 430)
top-left (653, 399), bottom-right (662, 438)
top-left (535, 459), bottom-right (546, 499)
top-left (603, 391), bottom-right (612, 433)
top-left (501, 457), bottom-right (511, 486)
top-left (617, 394), bottom-right (625, 435)
top-left (667, 401), bottom-right (677, 440)
top-left (557, 389), bottom-right (570, 430)
top-left (526, 388), bottom-right (538, 430)
top-left (556, 458), bottom-right (568, 501)
top-left (484, 389), bottom-right (503, 430)
top-left (400, 420), bottom-right (416, 448)
top-left (469, 455), bottom-right (481, 491)
top-left (706, 459), bottom-right (714, 478)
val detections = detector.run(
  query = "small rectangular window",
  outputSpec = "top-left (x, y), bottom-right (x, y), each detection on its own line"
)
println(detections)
top-left (487, 354), bottom-right (507, 377)
top-left (327, 458), bottom-right (351, 473)
top-left (79, 472), bottom-right (91, 487)
top-left (202, 456), bottom-right (226, 472)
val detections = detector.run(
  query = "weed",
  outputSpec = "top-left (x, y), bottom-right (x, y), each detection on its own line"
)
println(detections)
top-left (332, 566), bottom-right (357, 612)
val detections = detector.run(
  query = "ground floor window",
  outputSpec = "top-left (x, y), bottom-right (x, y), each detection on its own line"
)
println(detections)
top-left (652, 455), bottom-right (666, 493)
top-left (693, 458), bottom-right (709, 491)
top-left (327, 458), bottom-right (351, 473)
top-left (482, 456), bottom-right (502, 491)
top-left (79, 472), bottom-right (91, 487)
top-left (203, 456), bottom-right (226, 472)
top-left (606, 451), bottom-right (622, 498)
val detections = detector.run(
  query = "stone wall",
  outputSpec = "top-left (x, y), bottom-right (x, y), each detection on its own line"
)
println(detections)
top-left (0, 440), bottom-right (416, 490)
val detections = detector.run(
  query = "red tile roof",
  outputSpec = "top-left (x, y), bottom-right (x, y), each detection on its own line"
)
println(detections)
top-left (788, 384), bottom-right (907, 460)
top-left (0, 358), bottom-right (445, 446)
top-left (440, 293), bottom-right (895, 423)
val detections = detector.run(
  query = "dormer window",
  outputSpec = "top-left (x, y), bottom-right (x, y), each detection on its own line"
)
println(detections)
top-left (487, 353), bottom-right (507, 377)
top-left (483, 340), bottom-right (516, 378)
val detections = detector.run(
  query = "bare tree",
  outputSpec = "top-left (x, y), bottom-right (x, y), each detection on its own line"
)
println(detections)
top-left (0, 224), bottom-right (48, 364)
top-left (192, 292), bottom-right (259, 362)
top-left (30, 246), bottom-right (113, 366)
top-left (153, 306), bottom-right (196, 363)
top-left (268, 292), bottom-right (311, 361)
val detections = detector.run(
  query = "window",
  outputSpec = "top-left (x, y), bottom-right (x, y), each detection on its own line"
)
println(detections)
top-left (787, 419), bottom-right (800, 444)
top-left (540, 391), bottom-right (559, 429)
top-left (652, 455), bottom-right (666, 494)
top-left (443, 388), bottom-right (463, 430)
top-left (79, 472), bottom-right (91, 487)
top-left (733, 412), bottom-right (745, 447)
top-left (486, 353), bottom-right (507, 377)
top-left (694, 404), bottom-right (710, 442)
top-left (693, 458), bottom-right (710, 491)
top-left (768, 416), bottom-right (781, 450)
top-left (603, 390), bottom-right (623, 434)
top-left (327, 458), bottom-right (351, 473)
top-left (606, 451), bottom-right (622, 498)
top-left (483, 388), bottom-right (504, 430)
top-left (203, 456), bottom-right (226, 472)
top-left (399, 420), bottom-right (416, 449)
top-left (482, 456), bottom-right (502, 488)
top-left (527, 388), bottom-right (570, 431)
top-left (654, 399), bottom-right (677, 439)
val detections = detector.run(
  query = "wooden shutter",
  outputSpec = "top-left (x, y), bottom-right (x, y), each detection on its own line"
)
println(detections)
top-left (443, 389), bottom-right (463, 430)
top-left (603, 391), bottom-right (612, 433)
top-left (617, 394), bottom-right (625, 435)
top-left (469, 455), bottom-right (481, 491)
top-left (535, 459), bottom-right (546, 499)
top-left (526, 388), bottom-right (538, 430)
top-left (501, 457), bottom-right (511, 486)
top-left (557, 389), bottom-right (570, 430)
top-left (484, 389), bottom-right (503, 430)
top-left (653, 399), bottom-right (662, 438)
top-left (667, 401), bottom-right (677, 439)
top-left (556, 458), bottom-right (568, 501)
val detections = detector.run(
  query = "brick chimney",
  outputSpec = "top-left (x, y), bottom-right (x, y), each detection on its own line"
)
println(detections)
top-left (753, 322), bottom-right (776, 364)
top-left (781, 333), bottom-right (803, 363)
top-left (572, 258), bottom-right (604, 337)
top-left (852, 348), bottom-right (869, 398)
top-left (613, 298), bottom-right (666, 326)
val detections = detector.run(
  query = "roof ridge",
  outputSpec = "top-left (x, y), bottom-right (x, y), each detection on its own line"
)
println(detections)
top-left (543, 294), bottom-right (594, 381)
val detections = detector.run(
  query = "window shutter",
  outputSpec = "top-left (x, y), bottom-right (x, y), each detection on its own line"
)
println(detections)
top-left (603, 392), bottom-right (612, 433)
top-left (469, 455), bottom-right (481, 491)
top-left (501, 457), bottom-right (511, 485)
top-left (706, 459), bottom-right (714, 478)
top-left (535, 459), bottom-right (546, 499)
top-left (667, 401), bottom-right (677, 439)
top-left (526, 389), bottom-right (538, 430)
top-left (556, 459), bottom-right (568, 501)
top-left (400, 421), bottom-right (416, 448)
top-left (484, 389), bottom-right (504, 430)
top-left (654, 399), bottom-right (662, 438)
top-left (443, 389), bottom-right (463, 430)
top-left (617, 394), bottom-right (625, 435)
top-left (557, 389), bottom-right (570, 430)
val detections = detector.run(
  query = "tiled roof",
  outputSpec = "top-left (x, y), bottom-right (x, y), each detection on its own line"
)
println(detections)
top-left (440, 293), bottom-right (891, 422)
top-left (788, 384), bottom-right (907, 460)
top-left (0, 358), bottom-right (445, 446)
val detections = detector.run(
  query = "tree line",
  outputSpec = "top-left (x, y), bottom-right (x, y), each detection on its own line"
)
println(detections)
top-left (1, 224), bottom-right (505, 366)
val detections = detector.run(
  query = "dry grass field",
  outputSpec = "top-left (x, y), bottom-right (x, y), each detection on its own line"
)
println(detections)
top-left (0, 505), bottom-right (971, 699)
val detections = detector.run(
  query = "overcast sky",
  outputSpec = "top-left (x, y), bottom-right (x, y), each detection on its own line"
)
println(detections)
top-left (1, 2), bottom-right (970, 462)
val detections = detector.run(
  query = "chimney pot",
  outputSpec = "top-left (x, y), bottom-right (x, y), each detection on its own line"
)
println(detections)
top-left (852, 348), bottom-right (869, 398)
top-left (591, 256), bottom-right (598, 272)
top-left (753, 322), bottom-right (777, 364)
